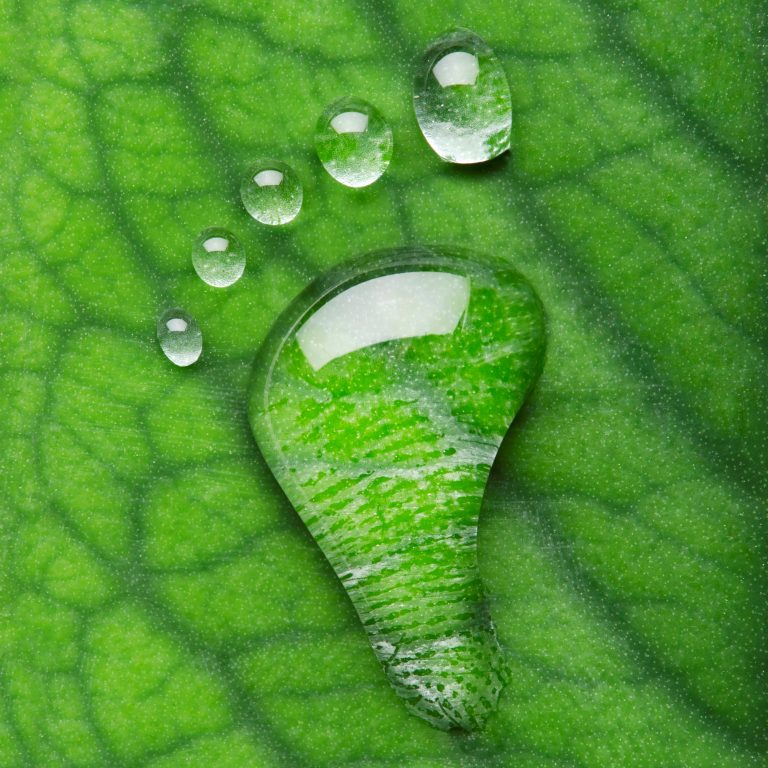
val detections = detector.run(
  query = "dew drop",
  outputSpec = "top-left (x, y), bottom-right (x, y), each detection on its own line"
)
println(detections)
top-left (315, 97), bottom-right (393, 188)
top-left (192, 227), bottom-right (245, 288)
top-left (248, 246), bottom-right (546, 731)
top-left (157, 308), bottom-right (202, 367)
top-left (413, 28), bottom-right (512, 164)
top-left (240, 160), bottom-right (302, 225)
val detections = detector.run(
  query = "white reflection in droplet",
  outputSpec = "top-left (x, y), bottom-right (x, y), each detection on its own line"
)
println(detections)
top-left (432, 52), bottom-right (480, 87)
top-left (203, 236), bottom-right (229, 252)
top-left (331, 111), bottom-right (370, 134)
top-left (296, 271), bottom-right (470, 370)
top-left (254, 169), bottom-right (284, 187)
top-left (166, 318), bottom-right (188, 332)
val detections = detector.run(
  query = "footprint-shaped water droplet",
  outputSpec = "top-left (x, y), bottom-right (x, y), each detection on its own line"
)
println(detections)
top-left (315, 97), bottom-right (393, 187)
top-left (241, 160), bottom-right (303, 225)
top-left (157, 308), bottom-right (202, 367)
top-left (249, 246), bottom-right (546, 730)
top-left (192, 227), bottom-right (245, 287)
top-left (413, 28), bottom-right (512, 164)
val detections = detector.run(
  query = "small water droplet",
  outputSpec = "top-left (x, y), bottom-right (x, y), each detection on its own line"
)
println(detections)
top-left (413, 28), bottom-right (512, 164)
top-left (157, 308), bottom-right (202, 367)
top-left (240, 160), bottom-right (303, 225)
top-left (192, 227), bottom-right (245, 288)
top-left (315, 97), bottom-right (393, 188)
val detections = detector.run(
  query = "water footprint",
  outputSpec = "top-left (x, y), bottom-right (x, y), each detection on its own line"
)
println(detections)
top-left (249, 245), bottom-right (546, 730)
top-left (167, 28), bottom-right (538, 731)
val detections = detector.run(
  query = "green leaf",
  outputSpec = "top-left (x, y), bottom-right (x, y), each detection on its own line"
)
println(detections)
top-left (1, 0), bottom-right (765, 766)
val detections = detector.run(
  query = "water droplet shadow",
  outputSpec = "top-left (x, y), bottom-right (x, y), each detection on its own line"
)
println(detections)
top-left (440, 149), bottom-right (511, 179)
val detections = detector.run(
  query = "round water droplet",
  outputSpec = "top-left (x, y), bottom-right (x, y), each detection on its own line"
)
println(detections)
top-left (315, 97), bottom-right (393, 188)
top-left (240, 160), bottom-right (303, 225)
top-left (413, 28), bottom-right (512, 164)
top-left (191, 227), bottom-right (245, 288)
top-left (157, 308), bottom-right (202, 367)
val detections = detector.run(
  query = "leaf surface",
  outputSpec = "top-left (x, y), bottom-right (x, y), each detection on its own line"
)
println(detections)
top-left (0, 0), bottom-right (765, 766)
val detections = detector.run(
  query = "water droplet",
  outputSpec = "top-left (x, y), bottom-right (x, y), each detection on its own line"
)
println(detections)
top-left (157, 308), bottom-right (202, 367)
top-left (315, 97), bottom-right (393, 188)
top-left (191, 227), bottom-right (245, 288)
top-left (240, 160), bottom-right (302, 225)
top-left (413, 28), bottom-right (512, 164)
top-left (248, 246), bottom-right (546, 730)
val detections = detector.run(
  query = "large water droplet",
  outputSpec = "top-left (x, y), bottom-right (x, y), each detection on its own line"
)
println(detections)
top-left (413, 28), bottom-right (512, 164)
top-left (249, 246), bottom-right (546, 731)
top-left (240, 160), bottom-right (303, 225)
top-left (192, 227), bottom-right (245, 288)
top-left (157, 308), bottom-right (202, 367)
top-left (315, 97), bottom-right (393, 188)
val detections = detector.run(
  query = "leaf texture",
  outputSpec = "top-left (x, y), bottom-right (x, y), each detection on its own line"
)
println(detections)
top-left (0, 0), bottom-right (765, 766)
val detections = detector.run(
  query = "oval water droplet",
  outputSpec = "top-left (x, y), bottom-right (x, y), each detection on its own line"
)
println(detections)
top-left (240, 160), bottom-right (303, 225)
top-left (157, 308), bottom-right (202, 367)
top-left (315, 97), bottom-right (393, 188)
top-left (413, 28), bottom-right (512, 164)
top-left (192, 227), bottom-right (245, 288)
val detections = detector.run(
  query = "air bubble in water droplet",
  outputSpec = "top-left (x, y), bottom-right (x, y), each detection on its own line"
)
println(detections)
top-left (315, 97), bottom-right (393, 188)
top-left (191, 227), bottom-right (245, 288)
top-left (413, 28), bottom-right (512, 164)
top-left (240, 160), bottom-right (302, 225)
top-left (157, 308), bottom-right (202, 367)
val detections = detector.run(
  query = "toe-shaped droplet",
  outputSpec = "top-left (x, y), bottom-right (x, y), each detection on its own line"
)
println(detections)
top-left (241, 160), bottom-right (303, 225)
top-left (157, 308), bottom-right (202, 367)
top-left (249, 246), bottom-right (545, 730)
top-left (315, 97), bottom-right (393, 188)
top-left (192, 227), bottom-right (245, 288)
top-left (413, 28), bottom-right (512, 164)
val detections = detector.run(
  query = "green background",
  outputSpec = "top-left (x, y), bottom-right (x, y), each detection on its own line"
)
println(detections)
top-left (0, 1), bottom-right (765, 766)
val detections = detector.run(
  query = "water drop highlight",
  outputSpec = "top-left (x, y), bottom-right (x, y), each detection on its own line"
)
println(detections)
top-left (157, 308), bottom-right (202, 367)
top-left (249, 246), bottom-right (546, 730)
top-left (192, 227), bottom-right (245, 288)
top-left (241, 160), bottom-right (303, 225)
top-left (413, 28), bottom-right (512, 164)
top-left (315, 97), bottom-right (393, 188)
